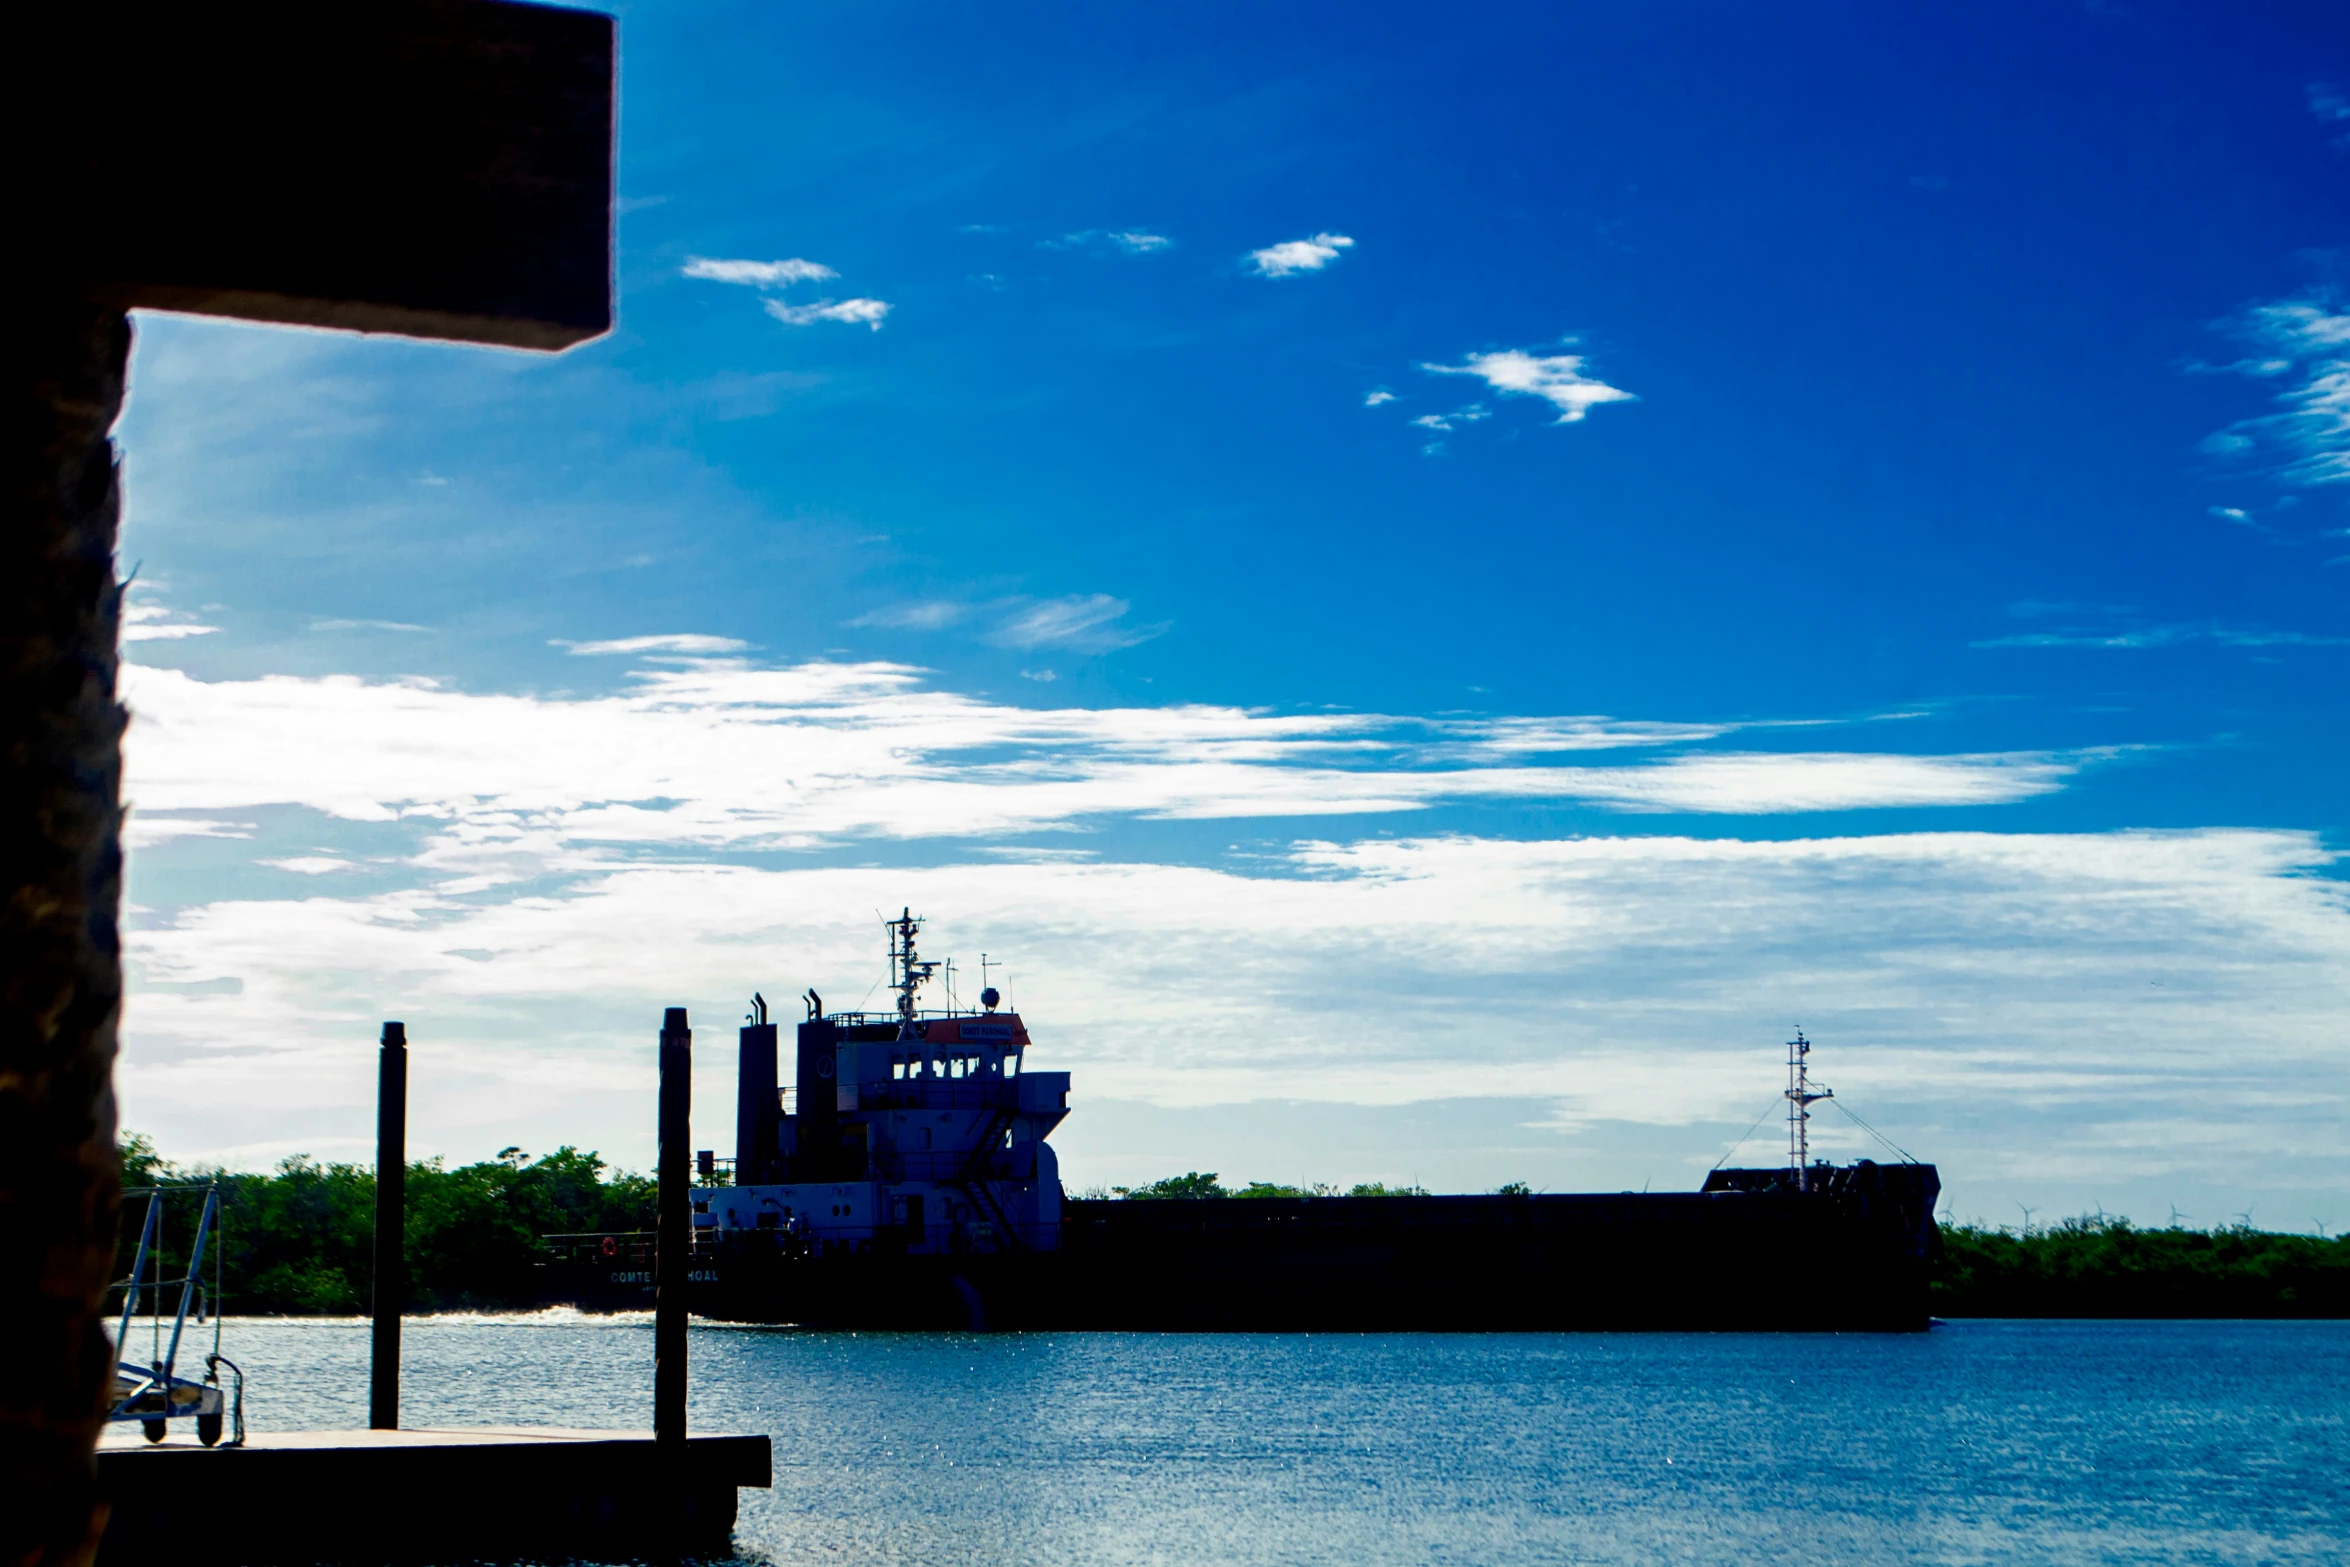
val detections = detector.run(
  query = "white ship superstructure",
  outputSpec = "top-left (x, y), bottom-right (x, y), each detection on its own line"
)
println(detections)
top-left (692, 910), bottom-right (1070, 1257)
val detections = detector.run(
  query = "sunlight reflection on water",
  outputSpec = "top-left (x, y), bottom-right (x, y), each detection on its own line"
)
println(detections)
top-left (202, 1316), bottom-right (2348, 1566)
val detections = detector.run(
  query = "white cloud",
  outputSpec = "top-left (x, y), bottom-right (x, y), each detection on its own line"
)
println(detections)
top-left (115, 828), bottom-right (2350, 1224)
top-left (311, 618), bottom-right (431, 633)
top-left (1976, 622), bottom-right (2348, 650)
top-left (116, 657), bottom-right (2090, 876)
top-left (2209, 506), bottom-right (2254, 527)
top-left (681, 257), bottom-right (838, 287)
top-left (681, 255), bottom-right (891, 331)
top-left (123, 600), bottom-right (218, 642)
top-left (855, 595), bottom-right (1159, 649)
top-left (983, 594), bottom-right (1163, 652)
top-left (1047, 230), bottom-right (1173, 255)
top-left (1246, 233), bottom-right (1354, 278)
top-left (2201, 296), bottom-right (2350, 486)
top-left (107, 648), bottom-right (2350, 1221)
top-left (553, 634), bottom-right (751, 657)
top-left (1363, 391), bottom-right (1396, 407)
top-left (1423, 347), bottom-right (1637, 424)
top-left (123, 817), bottom-right (253, 849)
top-left (763, 297), bottom-right (891, 331)
top-left (854, 602), bottom-right (969, 632)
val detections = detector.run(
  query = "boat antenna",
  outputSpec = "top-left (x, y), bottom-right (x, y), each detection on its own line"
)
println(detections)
top-left (1786, 1027), bottom-right (1832, 1192)
top-left (889, 907), bottom-right (937, 1035)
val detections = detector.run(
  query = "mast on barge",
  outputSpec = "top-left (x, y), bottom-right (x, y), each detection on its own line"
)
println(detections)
top-left (1786, 1028), bottom-right (1833, 1191)
top-left (888, 907), bottom-right (938, 1036)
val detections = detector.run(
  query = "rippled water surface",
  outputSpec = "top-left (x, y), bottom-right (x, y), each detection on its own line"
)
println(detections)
top-left (203, 1316), bottom-right (2347, 1565)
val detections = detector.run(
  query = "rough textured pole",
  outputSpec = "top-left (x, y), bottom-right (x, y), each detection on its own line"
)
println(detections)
top-left (2, 302), bottom-right (131, 1567)
top-left (655, 1008), bottom-right (690, 1447)
top-left (370, 1021), bottom-right (407, 1430)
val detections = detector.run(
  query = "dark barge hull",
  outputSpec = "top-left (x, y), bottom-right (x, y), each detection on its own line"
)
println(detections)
top-left (546, 1163), bottom-right (1940, 1332)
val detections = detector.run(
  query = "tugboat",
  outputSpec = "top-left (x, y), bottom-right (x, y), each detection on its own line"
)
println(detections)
top-left (542, 911), bottom-right (1942, 1331)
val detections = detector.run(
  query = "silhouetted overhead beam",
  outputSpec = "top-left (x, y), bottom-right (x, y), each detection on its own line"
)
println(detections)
top-left (23, 0), bottom-right (614, 350)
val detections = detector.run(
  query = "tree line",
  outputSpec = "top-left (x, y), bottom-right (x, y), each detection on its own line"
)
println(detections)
top-left (116, 1135), bottom-right (653, 1314)
top-left (1933, 1214), bottom-right (2347, 1318)
top-left (114, 1141), bottom-right (2346, 1317)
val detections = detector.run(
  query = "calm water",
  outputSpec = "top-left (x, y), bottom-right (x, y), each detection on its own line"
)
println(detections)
top-left (196, 1316), bottom-right (2346, 1565)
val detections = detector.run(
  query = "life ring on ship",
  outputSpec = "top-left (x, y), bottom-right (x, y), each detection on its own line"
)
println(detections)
top-left (600, 1236), bottom-right (618, 1258)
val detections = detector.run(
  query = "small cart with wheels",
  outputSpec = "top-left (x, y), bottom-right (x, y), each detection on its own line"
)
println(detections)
top-left (108, 1182), bottom-right (244, 1447)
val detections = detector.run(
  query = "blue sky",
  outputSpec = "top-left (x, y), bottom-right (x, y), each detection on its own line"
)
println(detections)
top-left (115, 0), bottom-right (2347, 1227)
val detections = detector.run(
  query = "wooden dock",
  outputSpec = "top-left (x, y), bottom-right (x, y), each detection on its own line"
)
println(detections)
top-left (97, 1425), bottom-right (771, 1562)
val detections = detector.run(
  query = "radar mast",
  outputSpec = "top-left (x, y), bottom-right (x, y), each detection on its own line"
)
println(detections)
top-left (1786, 1028), bottom-right (1833, 1192)
top-left (889, 907), bottom-right (938, 1034)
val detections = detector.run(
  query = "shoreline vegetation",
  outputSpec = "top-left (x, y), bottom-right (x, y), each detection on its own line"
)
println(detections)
top-left (119, 1143), bottom-right (2347, 1318)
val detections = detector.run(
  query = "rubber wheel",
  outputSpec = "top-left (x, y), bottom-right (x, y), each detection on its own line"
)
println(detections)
top-left (197, 1412), bottom-right (223, 1447)
top-left (142, 1419), bottom-right (167, 1444)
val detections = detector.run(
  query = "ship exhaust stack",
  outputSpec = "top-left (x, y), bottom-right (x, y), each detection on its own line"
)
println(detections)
top-left (737, 994), bottom-right (779, 1186)
top-left (796, 1012), bottom-right (840, 1179)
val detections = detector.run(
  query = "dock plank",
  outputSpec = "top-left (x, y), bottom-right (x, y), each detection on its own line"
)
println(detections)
top-left (98, 1426), bottom-right (770, 1561)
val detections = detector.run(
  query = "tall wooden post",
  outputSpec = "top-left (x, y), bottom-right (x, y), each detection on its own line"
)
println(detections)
top-left (655, 1008), bottom-right (690, 1446)
top-left (370, 1022), bottom-right (407, 1430)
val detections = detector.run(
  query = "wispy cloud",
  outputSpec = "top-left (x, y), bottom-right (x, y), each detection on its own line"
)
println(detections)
top-left (114, 807), bottom-right (2350, 1223)
top-left (763, 297), bottom-right (891, 330)
top-left (1976, 621), bottom-right (2349, 650)
top-left (856, 594), bottom-right (1164, 651)
top-left (2198, 295), bottom-right (2350, 486)
top-left (985, 594), bottom-right (1164, 652)
top-left (1045, 230), bottom-right (1173, 255)
top-left (118, 655), bottom-right (2094, 871)
top-left (853, 601), bottom-right (969, 632)
top-left (311, 618), bottom-right (431, 633)
top-left (1246, 233), bottom-right (1354, 278)
top-left (123, 599), bottom-right (218, 643)
top-left (2310, 81), bottom-right (2350, 146)
top-left (1410, 406), bottom-right (1490, 434)
top-left (683, 255), bottom-right (892, 331)
top-left (1363, 391), bottom-right (1396, 407)
top-left (680, 257), bottom-right (838, 287)
top-left (552, 634), bottom-right (752, 657)
top-left (111, 647), bottom-right (2347, 1221)
top-left (1422, 346), bottom-right (1637, 424)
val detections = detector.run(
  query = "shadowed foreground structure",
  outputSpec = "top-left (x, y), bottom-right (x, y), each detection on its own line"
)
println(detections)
top-left (2, 4), bottom-right (611, 1561)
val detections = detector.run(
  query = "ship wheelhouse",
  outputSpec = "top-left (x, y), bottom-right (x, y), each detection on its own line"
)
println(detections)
top-left (692, 910), bottom-right (1071, 1259)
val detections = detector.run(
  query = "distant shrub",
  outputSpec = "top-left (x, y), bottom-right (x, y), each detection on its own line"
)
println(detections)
top-left (1114, 1171), bottom-right (1229, 1199)
top-left (1234, 1181), bottom-right (1340, 1199)
top-left (116, 1138), bottom-right (654, 1315)
top-left (1933, 1215), bottom-right (2350, 1318)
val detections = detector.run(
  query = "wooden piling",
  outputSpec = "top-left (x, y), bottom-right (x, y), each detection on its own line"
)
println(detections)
top-left (655, 1008), bottom-right (689, 1446)
top-left (369, 1022), bottom-right (405, 1431)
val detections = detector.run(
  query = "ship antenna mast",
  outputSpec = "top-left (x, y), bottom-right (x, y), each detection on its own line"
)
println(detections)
top-left (890, 907), bottom-right (937, 1034)
top-left (1786, 1027), bottom-right (1832, 1192)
